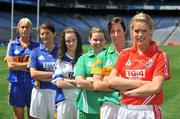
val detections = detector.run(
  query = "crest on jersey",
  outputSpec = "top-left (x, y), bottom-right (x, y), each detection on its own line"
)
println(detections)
top-left (145, 59), bottom-right (152, 67)
top-left (125, 59), bottom-right (131, 66)
top-left (14, 49), bottom-right (20, 55)
top-left (48, 54), bottom-right (52, 57)
top-left (87, 62), bottom-right (93, 67)
top-left (105, 60), bottom-right (113, 66)
top-left (38, 55), bottom-right (45, 60)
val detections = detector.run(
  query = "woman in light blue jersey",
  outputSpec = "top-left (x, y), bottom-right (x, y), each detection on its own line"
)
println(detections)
top-left (52, 27), bottom-right (82, 119)
top-left (4, 18), bottom-right (39, 119)
top-left (29, 23), bottom-right (64, 119)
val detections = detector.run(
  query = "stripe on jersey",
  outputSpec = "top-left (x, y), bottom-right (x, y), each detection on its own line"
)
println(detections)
top-left (153, 105), bottom-right (162, 119)
top-left (142, 95), bottom-right (156, 105)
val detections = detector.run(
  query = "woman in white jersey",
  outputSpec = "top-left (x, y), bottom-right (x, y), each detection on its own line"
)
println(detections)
top-left (52, 27), bottom-right (83, 119)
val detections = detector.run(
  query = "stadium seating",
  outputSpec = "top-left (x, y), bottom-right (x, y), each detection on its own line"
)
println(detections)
top-left (0, 0), bottom-right (180, 44)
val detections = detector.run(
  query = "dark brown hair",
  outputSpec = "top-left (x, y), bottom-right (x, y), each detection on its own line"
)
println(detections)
top-left (59, 27), bottom-right (82, 64)
top-left (108, 17), bottom-right (126, 33)
top-left (39, 22), bottom-right (56, 33)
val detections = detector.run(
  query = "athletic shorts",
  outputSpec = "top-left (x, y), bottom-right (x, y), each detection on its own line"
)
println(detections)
top-left (100, 102), bottom-right (119, 119)
top-left (9, 82), bottom-right (33, 108)
top-left (30, 88), bottom-right (56, 119)
top-left (117, 104), bottom-right (162, 119)
top-left (56, 100), bottom-right (77, 119)
top-left (77, 109), bottom-right (99, 119)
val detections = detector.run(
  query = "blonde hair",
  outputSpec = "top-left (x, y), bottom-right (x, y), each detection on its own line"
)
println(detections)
top-left (130, 12), bottom-right (153, 31)
top-left (16, 18), bottom-right (32, 33)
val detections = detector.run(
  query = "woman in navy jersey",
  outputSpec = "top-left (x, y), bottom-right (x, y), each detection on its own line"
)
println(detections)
top-left (5, 18), bottom-right (39, 119)
top-left (29, 23), bottom-right (64, 119)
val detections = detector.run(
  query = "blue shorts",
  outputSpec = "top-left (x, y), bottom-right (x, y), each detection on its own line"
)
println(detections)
top-left (9, 82), bottom-right (33, 108)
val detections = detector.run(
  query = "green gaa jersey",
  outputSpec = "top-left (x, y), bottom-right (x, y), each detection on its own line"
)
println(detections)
top-left (74, 49), bottom-right (103, 114)
top-left (92, 44), bottom-right (122, 105)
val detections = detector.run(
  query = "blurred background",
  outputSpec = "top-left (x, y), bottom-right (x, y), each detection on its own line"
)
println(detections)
top-left (0, 0), bottom-right (180, 45)
top-left (0, 1), bottom-right (180, 118)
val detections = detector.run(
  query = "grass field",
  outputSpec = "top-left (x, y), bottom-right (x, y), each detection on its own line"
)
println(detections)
top-left (0, 45), bottom-right (180, 119)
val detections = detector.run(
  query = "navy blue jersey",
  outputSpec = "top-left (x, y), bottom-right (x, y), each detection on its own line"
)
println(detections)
top-left (29, 43), bottom-right (58, 89)
top-left (5, 38), bottom-right (40, 82)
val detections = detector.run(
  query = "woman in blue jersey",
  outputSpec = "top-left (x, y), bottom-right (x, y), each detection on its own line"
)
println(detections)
top-left (52, 27), bottom-right (83, 119)
top-left (29, 23), bottom-right (64, 119)
top-left (4, 18), bottom-right (39, 119)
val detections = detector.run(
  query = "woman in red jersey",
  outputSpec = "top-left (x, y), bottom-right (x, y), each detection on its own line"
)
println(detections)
top-left (105, 12), bottom-right (170, 119)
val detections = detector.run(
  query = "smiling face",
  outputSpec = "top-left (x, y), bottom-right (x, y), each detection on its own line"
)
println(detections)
top-left (110, 22), bottom-right (125, 47)
top-left (40, 28), bottom-right (56, 45)
top-left (65, 32), bottom-right (77, 52)
top-left (89, 32), bottom-right (105, 54)
top-left (132, 21), bottom-right (152, 48)
top-left (130, 13), bottom-right (153, 50)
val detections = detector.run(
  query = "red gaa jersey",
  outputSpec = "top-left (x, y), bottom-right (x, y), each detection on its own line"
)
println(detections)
top-left (115, 41), bottom-right (170, 105)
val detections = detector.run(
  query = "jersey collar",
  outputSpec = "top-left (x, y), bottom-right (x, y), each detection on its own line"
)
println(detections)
top-left (86, 49), bottom-right (95, 57)
top-left (39, 43), bottom-right (58, 51)
top-left (132, 41), bottom-right (158, 56)
top-left (15, 37), bottom-right (33, 47)
top-left (107, 44), bottom-right (115, 54)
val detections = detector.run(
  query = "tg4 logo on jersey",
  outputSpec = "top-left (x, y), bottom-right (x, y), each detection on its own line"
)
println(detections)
top-left (126, 69), bottom-right (145, 78)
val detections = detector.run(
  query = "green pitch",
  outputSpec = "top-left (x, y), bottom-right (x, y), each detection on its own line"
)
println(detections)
top-left (0, 45), bottom-right (180, 119)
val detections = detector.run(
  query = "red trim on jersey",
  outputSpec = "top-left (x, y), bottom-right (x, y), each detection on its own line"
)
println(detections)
top-left (115, 41), bottom-right (170, 105)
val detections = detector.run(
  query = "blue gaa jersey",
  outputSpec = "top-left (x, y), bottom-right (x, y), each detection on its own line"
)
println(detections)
top-left (29, 43), bottom-right (58, 90)
top-left (5, 38), bottom-right (40, 83)
top-left (52, 53), bottom-right (79, 103)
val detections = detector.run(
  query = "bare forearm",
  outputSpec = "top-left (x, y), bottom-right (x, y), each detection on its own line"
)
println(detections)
top-left (8, 62), bottom-right (29, 71)
top-left (76, 79), bottom-right (94, 90)
top-left (93, 81), bottom-right (113, 91)
top-left (124, 82), bottom-right (162, 97)
top-left (56, 80), bottom-right (77, 89)
top-left (31, 70), bottom-right (52, 82)
top-left (64, 79), bottom-right (77, 85)
top-left (108, 76), bottom-right (150, 90)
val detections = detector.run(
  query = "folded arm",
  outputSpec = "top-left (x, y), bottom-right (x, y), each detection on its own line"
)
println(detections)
top-left (6, 56), bottom-right (29, 71)
top-left (75, 76), bottom-right (94, 90)
top-left (55, 78), bottom-right (77, 89)
top-left (30, 68), bottom-right (52, 82)
top-left (108, 69), bottom-right (150, 90)
top-left (93, 74), bottom-right (114, 91)
top-left (123, 76), bottom-right (165, 97)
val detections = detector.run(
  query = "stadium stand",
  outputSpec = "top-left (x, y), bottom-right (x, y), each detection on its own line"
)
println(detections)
top-left (0, 0), bottom-right (180, 45)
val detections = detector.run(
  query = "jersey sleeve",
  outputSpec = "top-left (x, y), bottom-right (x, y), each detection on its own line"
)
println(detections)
top-left (6, 41), bottom-right (14, 56)
top-left (52, 61), bottom-right (64, 84)
top-left (91, 58), bottom-right (103, 75)
top-left (4, 41), bottom-right (14, 62)
top-left (74, 56), bottom-right (85, 76)
top-left (114, 50), bottom-right (127, 73)
top-left (91, 52), bottom-right (104, 75)
top-left (153, 51), bottom-right (170, 80)
top-left (29, 49), bottom-right (37, 69)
